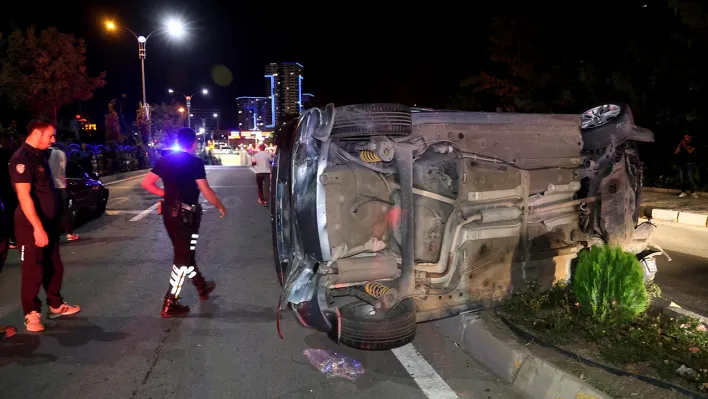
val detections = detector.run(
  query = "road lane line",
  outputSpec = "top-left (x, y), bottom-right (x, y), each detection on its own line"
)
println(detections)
top-left (392, 344), bottom-right (461, 399)
top-left (106, 210), bottom-right (144, 215)
top-left (129, 203), bottom-right (159, 222)
top-left (103, 173), bottom-right (149, 186)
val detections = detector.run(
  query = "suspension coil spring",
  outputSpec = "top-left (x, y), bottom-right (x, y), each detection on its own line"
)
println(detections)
top-left (359, 150), bottom-right (382, 163)
top-left (364, 282), bottom-right (389, 298)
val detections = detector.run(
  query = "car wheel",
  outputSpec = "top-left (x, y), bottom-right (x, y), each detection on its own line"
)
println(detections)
top-left (339, 298), bottom-right (417, 350)
top-left (331, 103), bottom-right (412, 138)
top-left (271, 147), bottom-right (292, 286)
top-left (580, 103), bottom-right (635, 151)
top-left (68, 198), bottom-right (78, 225)
top-left (96, 189), bottom-right (108, 216)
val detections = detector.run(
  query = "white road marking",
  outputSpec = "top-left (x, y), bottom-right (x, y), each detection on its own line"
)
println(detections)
top-left (105, 210), bottom-right (144, 215)
top-left (249, 167), bottom-right (256, 174)
top-left (103, 173), bottom-right (149, 186)
top-left (391, 344), bottom-right (461, 399)
top-left (129, 202), bottom-right (160, 222)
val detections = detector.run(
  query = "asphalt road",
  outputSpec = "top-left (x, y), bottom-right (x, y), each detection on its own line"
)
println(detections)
top-left (0, 166), bottom-right (515, 399)
top-left (652, 220), bottom-right (708, 317)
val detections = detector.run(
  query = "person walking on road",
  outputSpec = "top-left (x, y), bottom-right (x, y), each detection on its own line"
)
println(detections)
top-left (0, 134), bottom-right (18, 248)
top-left (140, 128), bottom-right (227, 318)
top-left (0, 191), bottom-right (18, 339)
top-left (9, 118), bottom-right (81, 332)
top-left (675, 134), bottom-right (698, 198)
top-left (252, 143), bottom-right (273, 206)
top-left (48, 144), bottom-right (80, 241)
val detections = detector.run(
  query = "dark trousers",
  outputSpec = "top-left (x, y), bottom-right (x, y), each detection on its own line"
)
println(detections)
top-left (16, 221), bottom-right (64, 315)
top-left (0, 236), bottom-right (7, 274)
top-left (56, 188), bottom-right (74, 235)
top-left (256, 173), bottom-right (270, 202)
top-left (679, 163), bottom-right (697, 193)
top-left (1, 193), bottom-right (17, 242)
top-left (163, 209), bottom-right (206, 299)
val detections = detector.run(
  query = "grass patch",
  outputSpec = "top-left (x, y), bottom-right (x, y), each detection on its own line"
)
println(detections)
top-left (503, 280), bottom-right (708, 394)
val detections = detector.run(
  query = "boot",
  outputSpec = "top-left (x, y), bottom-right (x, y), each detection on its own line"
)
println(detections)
top-left (197, 281), bottom-right (217, 301)
top-left (161, 296), bottom-right (190, 318)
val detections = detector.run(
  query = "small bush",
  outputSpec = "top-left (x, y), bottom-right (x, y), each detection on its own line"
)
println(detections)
top-left (573, 245), bottom-right (648, 324)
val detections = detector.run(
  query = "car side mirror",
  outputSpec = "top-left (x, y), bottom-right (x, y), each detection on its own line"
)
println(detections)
top-left (89, 172), bottom-right (99, 180)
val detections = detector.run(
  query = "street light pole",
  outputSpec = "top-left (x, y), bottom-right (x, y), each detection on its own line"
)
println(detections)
top-left (168, 88), bottom-right (208, 130)
top-left (138, 36), bottom-right (148, 119)
top-left (105, 19), bottom-right (186, 122)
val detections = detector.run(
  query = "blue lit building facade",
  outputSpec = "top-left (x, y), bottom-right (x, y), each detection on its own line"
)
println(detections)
top-left (236, 97), bottom-right (270, 131)
top-left (265, 62), bottom-right (303, 128)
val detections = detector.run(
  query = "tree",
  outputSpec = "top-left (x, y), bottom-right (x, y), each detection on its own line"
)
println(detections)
top-left (150, 102), bottom-right (185, 147)
top-left (449, 17), bottom-right (575, 113)
top-left (134, 102), bottom-right (151, 144)
top-left (0, 26), bottom-right (106, 123)
top-left (105, 100), bottom-right (121, 142)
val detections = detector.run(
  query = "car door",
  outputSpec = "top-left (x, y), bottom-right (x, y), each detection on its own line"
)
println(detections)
top-left (66, 161), bottom-right (93, 213)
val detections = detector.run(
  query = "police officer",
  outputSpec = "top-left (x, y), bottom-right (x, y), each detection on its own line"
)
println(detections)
top-left (9, 118), bottom-right (80, 332)
top-left (141, 127), bottom-right (227, 317)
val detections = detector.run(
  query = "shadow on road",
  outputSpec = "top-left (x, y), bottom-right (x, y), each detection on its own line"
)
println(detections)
top-left (59, 236), bottom-right (139, 247)
top-left (0, 334), bottom-right (58, 367)
top-left (42, 317), bottom-right (130, 347)
top-left (190, 299), bottom-right (277, 322)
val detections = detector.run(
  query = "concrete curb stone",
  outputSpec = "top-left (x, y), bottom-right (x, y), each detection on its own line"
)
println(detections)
top-left (436, 313), bottom-right (611, 399)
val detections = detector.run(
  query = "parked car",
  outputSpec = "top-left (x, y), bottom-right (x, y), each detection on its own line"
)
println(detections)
top-left (271, 103), bottom-right (656, 350)
top-left (66, 160), bottom-right (109, 224)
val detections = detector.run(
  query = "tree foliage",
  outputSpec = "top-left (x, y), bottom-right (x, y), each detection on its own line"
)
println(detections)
top-left (105, 100), bottom-right (121, 142)
top-left (149, 102), bottom-right (185, 146)
top-left (0, 26), bottom-right (106, 121)
top-left (134, 102), bottom-right (151, 144)
top-left (573, 246), bottom-right (648, 324)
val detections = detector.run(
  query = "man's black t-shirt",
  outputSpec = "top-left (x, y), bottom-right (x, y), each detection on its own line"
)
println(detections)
top-left (152, 151), bottom-right (206, 205)
top-left (676, 142), bottom-right (696, 165)
top-left (8, 142), bottom-right (58, 224)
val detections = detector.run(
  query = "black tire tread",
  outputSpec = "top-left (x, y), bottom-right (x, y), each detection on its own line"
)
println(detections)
top-left (339, 298), bottom-right (417, 351)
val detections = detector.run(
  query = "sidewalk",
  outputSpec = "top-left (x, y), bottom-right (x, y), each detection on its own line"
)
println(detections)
top-left (641, 188), bottom-right (708, 227)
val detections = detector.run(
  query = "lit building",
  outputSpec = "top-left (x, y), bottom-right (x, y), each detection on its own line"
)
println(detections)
top-left (236, 96), bottom-right (270, 131)
top-left (265, 62), bottom-right (303, 128)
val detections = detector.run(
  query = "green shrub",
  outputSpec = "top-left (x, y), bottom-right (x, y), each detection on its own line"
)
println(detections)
top-left (573, 245), bottom-right (648, 324)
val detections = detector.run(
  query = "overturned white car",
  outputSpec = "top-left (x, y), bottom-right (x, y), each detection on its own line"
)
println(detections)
top-left (271, 103), bottom-right (656, 350)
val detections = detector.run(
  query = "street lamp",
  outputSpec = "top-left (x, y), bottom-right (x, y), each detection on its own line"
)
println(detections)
top-left (168, 88), bottom-right (208, 129)
top-left (105, 18), bottom-right (186, 120)
top-left (213, 113), bottom-right (220, 130)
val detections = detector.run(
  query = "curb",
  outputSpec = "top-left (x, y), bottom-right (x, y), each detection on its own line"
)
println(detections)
top-left (640, 206), bottom-right (708, 227)
top-left (644, 187), bottom-right (708, 196)
top-left (99, 169), bottom-right (150, 185)
top-left (652, 297), bottom-right (708, 325)
top-left (437, 313), bottom-right (611, 399)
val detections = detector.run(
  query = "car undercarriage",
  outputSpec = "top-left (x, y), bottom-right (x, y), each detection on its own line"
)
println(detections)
top-left (271, 102), bottom-right (656, 350)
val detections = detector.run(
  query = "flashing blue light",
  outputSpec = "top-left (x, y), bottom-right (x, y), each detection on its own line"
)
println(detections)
top-left (171, 142), bottom-right (181, 151)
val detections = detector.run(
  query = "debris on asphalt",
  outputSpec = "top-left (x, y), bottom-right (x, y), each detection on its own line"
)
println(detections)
top-left (303, 349), bottom-right (364, 381)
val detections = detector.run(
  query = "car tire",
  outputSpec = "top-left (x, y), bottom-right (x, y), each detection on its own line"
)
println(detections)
top-left (339, 298), bottom-right (417, 350)
top-left (331, 103), bottom-right (412, 138)
top-left (270, 147), bottom-right (292, 286)
top-left (68, 198), bottom-right (78, 226)
top-left (580, 103), bottom-right (635, 151)
top-left (96, 190), bottom-right (108, 216)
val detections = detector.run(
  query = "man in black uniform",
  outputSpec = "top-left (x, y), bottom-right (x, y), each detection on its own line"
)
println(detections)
top-left (9, 119), bottom-right (80, 332)
top-left (141, 128), bottom-right (227, 317)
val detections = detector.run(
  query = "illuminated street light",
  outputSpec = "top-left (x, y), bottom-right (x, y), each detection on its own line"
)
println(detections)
top-left (178, 107), bottom-right (185, 113)
top-left (168, 88), bottom-right (209, 129)
top-left (213, 113), bottom-right (220, 130)
top-left (213, 113), bottom-right (218, 118)
top-left (105, 17), bottom-right (188, 120)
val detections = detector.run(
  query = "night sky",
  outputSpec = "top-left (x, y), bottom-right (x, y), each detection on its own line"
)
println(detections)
top-left (2, 1), bottom-right (658, 130)
top-left (2, 1), bottom-right (488, 129)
